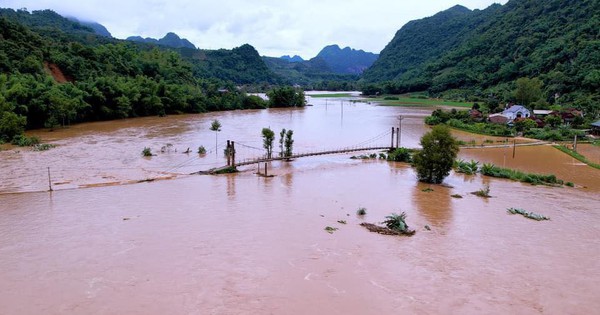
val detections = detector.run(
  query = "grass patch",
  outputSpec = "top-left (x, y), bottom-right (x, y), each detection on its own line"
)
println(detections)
top-left (507, 208), bottom-right (550, 221)
top-left (421, 187), bottom-right (434, 192)
top-left (553, 145), bottom-right (600, 170)
top-left (371, 96), bottom-right (473, 108)
top-left (451, 194), bottom-right (463, 198)
top-left (309, 93), bottom-right (353, 98)
top-left (481, 163), bottom-right (565, 186)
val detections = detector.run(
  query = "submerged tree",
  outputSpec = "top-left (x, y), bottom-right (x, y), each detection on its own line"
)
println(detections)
top-left (261, 127), bottom-right (275, 158)
top-left (209, 119), bottom-right (221, 156)
top-left (284, 129), bottom-right (294, 158)
top-left (412, 125), bottom-right (459, 184)
top-left (279, 128), bottom-right (286, 157)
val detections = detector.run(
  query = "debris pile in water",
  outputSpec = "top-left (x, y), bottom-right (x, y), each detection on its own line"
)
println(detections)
top-left (507, 208), bottom-right (550, 221)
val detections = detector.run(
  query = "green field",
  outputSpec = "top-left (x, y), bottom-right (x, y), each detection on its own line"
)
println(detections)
top-left (370, 96), bottom-right (474, 108)
top-left (308, 93), bottom-right (354, 98)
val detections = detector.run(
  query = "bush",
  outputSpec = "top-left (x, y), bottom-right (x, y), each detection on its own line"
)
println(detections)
top-left (0, 112), bottom-right (27, 142)
top-left (455, 159), bottom-right (479, 175)
top-left (142, 147), bottom-right (152, 156)
top-left (197, 146), bottom-right (206, 154)
top-left (11, 135), bottom-right (40, 146)
top-left (33, 143), bottom-right (56, 151)
top-left (382, 212), bottom-right (410, 232)
top-left (387, 147), bottom-right (412, 162)
top-left (472, 185), bottom-right (491, 198)
top-left (383, 96), bottom-right (399, 100)
top-left (357, 207), bottom-right (367, 215)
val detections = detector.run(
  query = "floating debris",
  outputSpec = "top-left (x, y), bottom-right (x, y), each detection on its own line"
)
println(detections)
top-left (337, 220), bottom-right (347, 224)
top-left (507, 208), bottom-right (550, 221)
top-left (424, 225), bottom-right (431, 231)
top-left (324, 226), bottom-right (338, 234)
top-left (360, 223), bottom-right (415, 236)
top-left (451, 194), bottom-right (463, 198)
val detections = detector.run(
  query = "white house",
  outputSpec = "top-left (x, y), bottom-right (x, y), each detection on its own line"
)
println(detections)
top-left (502, 105), bottom-right (531, 121)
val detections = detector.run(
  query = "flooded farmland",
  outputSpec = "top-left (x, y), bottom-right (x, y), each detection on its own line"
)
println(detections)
top-left (1, 94), bottom-right (599, 314)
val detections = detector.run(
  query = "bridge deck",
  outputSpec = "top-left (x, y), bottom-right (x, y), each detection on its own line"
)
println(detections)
top-left (193, 146), bottom-right (391, 175)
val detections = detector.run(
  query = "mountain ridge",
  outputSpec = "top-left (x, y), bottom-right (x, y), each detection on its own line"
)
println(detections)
top-left (127, 32), bottom-right (196, 49)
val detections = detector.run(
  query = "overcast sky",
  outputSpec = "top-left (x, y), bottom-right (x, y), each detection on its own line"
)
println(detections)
top-left (1, 0), bottom-right (508, 58)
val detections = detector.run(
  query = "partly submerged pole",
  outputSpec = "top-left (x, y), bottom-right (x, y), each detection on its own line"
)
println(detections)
top-left (47, 167), bottom-right (53, 192)
top-left (513, 140), bottom-right (516, 159)
top-left (391, 127), bottom-right (395, 149)
top-left (231, 141), bottom-right (236, 167)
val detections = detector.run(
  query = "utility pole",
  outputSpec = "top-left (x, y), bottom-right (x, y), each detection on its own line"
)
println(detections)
top-left (231, 141), bottom-right (236, 167)
top-left (47, 167), bottom-right (53, 192)
top-left (512, 140), bottom-right (516, 159)
top-left (397, 116), bottom-right (404, 148)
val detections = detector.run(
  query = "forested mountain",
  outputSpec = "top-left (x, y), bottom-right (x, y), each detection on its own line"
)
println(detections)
top-left (362, 5), bottom-right (500, 83)
top-left (67, 17), bottom-right (112, 37)
top-left (264, 44), bottom-right (376, 87)
top-left (263, 56), bottom-right (358, 89)
top-left (280, 55), bottom-right (304, 63)
top-left (362, 0), bottom-right (599, 116)
top-left (0, 8), bottom-right (271, 141)
top-left (127, 32), bottom-right (195, 49)
top-left (179, 44), bottom-right (275, 84)
top-left (315, 45), bottom-right (378, 74)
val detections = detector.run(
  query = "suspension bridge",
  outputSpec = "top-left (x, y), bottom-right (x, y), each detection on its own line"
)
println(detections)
top-left (191, 127), bottom-right (402, 175)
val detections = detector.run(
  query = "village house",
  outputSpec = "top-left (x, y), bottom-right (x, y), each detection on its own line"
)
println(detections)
top-left (488, 105), bottom-right (531, 125)
top-left (532, 109), bottom-right (554, 118)
top-left (502, 105), bottom-right (531, 121)
top-left (591, 120), bottom-right (600, 136)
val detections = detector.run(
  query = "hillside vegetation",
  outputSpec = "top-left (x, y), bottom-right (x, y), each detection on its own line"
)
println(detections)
top-left (0, 8), bottom-right (270, 141)
top-left (362, 0), bottom-right (599, 118)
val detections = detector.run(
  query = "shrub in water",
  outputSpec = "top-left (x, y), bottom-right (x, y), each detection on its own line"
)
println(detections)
top-left (142, 147), bottom-right (152, 157)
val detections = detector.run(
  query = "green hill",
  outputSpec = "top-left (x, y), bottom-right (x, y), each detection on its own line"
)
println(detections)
top-left (0, 8), bottom-right (270, 141)
top-left (127, 32), bottom-right (196, 49)
top-left (315, 44), bottom-right (378, 74)
top-left (362, 0), bottom-right (599, 117)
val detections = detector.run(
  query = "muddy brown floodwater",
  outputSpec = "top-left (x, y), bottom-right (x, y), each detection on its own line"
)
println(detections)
top-left (1, 93), bottom-right (599, 314)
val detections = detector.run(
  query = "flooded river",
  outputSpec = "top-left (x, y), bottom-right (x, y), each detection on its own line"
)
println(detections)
top-left (1, 93), bottom-right (599, 314)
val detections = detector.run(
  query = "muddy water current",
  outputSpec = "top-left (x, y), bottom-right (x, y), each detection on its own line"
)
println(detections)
top-left (1, 94), bottom-right (599, 314)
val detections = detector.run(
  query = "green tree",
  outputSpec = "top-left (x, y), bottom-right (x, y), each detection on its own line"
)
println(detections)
top-left (209, 119), bottom-right (221, 156)
top-left (261, 127), bottom-right (275, 158)
top-left (412, 125), bottom-right (459, 184)
top-left (279, 128), bottom-right (286, 157)
top-left (515, 118), bottom-right (537, 132)
top-left (267, 87), bottom-right (306, 108)
top-left (284, 129), bottom-right (294, 158)
top-left (544, 115), bottom-right (562, 128)
top-left (0, 111), bottom-right (27, 141)
top-left (514, 77), bottom-right (543, 106)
